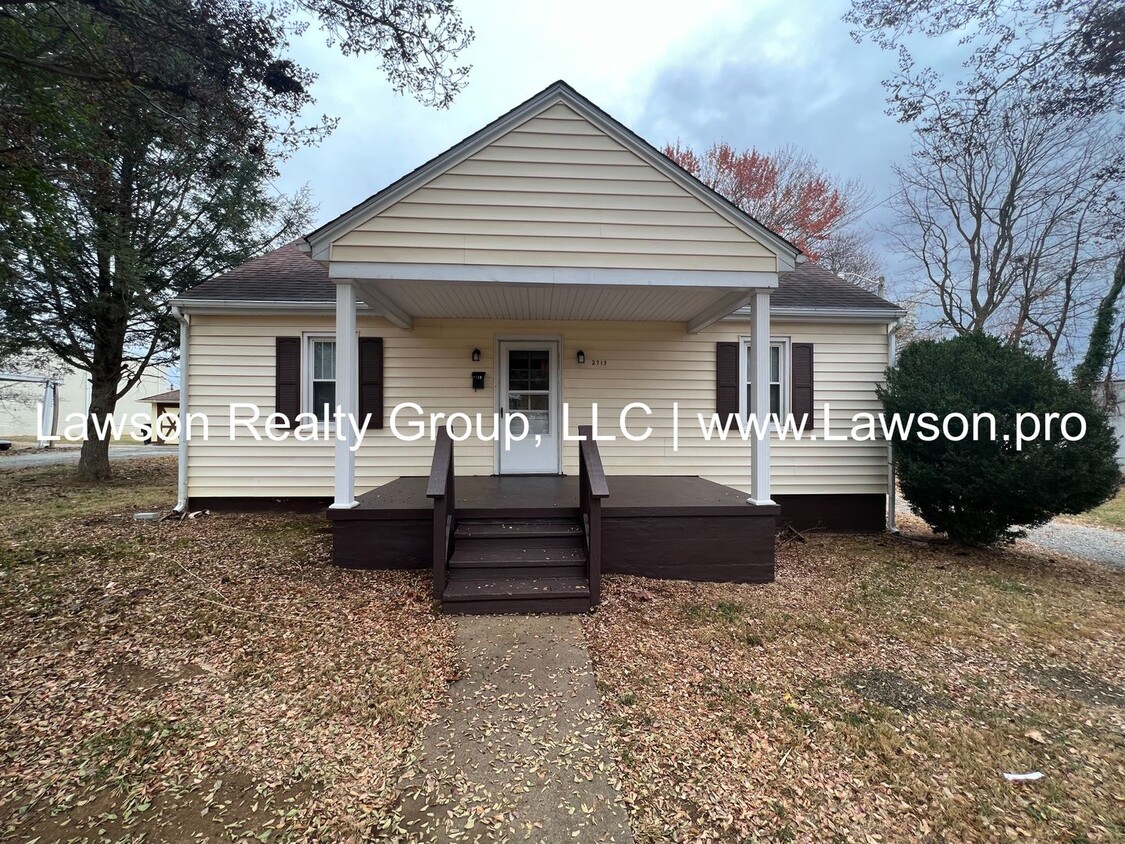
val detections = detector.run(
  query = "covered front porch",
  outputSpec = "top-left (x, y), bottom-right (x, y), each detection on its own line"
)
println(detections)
top-left (322, 273), bottom-right (781, 612)
top-left (328, 433), bottom-right (779, 613)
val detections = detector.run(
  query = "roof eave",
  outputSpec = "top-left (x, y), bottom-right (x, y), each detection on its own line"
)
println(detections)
top-left (750, 305), bottom-right (906, 323)
top-left (170, 298), bottom-right (364, 313)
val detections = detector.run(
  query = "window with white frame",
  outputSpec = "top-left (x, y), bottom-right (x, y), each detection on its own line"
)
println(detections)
top-left (740, 338), bottom-right (788, 420)
top-left (306, 335), bottom-right (336, 422)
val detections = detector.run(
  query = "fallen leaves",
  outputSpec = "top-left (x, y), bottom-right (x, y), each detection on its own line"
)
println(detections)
top-left (0, 458), bottom-right (457, 842)
top-left (585, 516), bottom-right (1125, 843)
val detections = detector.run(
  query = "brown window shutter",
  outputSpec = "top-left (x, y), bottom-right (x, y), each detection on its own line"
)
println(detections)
top-left (358, 337), bottom-right (384, 429)
top-left (275, 337), bottom-right (300, 428)
top-left (715, 341), bottom-right (739, 423)
top-left (792, 343), bottom-right (814, 428)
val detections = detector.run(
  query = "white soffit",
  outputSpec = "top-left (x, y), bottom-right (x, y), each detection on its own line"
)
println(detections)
top-left (357, 279), bottom-right (754, 327)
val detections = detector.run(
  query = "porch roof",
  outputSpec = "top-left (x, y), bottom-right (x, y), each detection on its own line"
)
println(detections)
top-left (337, 272), bottom-right (769, 335)
top-left (174, 242), bottom-right (904, 321)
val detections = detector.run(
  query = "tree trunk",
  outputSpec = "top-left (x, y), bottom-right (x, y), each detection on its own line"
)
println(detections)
top-left (77, 371), bottom-right (117, 481)
top-left (1074, 253), bottom-right (1125, 393)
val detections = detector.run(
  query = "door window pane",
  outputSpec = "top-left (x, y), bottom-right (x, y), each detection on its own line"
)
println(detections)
top-left (508, 349), bottom-right (549, 391)
top-left (508, 393), bottom-right (550, 413)
top-left (507, 349), bottom-right (550, 435)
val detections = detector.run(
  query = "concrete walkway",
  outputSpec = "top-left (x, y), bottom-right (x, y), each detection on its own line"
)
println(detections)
top-left (391, 615), bottom-right (634, 843)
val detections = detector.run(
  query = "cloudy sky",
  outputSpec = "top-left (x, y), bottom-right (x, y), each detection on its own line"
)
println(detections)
top-left (277, 0), bottom-right (930, 276)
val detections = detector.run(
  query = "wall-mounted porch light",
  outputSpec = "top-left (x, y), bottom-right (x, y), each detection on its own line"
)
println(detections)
top-left (576, 350), bottom-right (586, 364)
top-left (471, 348), bottom-right (481, 362)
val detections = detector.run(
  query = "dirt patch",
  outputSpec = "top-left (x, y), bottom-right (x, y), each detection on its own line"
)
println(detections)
top-left (842, 668), bottom-right (950, 713)
top-left (9, 770), bottom-right (318, 844)
top-left (103, 659), bottom-right (206, 697)
top-left (586, 522), bottom-right (1125, 843)
top-left (1021, 663), bottom-right (1125, 707)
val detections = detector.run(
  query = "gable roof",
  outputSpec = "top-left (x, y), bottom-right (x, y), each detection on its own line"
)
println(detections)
top-left (142, 388), bottom-right (180, 404)
top-left (176, 242), bottom-right (902, 316)
top-left (303, 80), bottom-right (801, 267)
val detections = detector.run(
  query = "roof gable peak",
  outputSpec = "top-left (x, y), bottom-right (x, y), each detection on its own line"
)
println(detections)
top-left (305, 82), bottom-right (799, 267)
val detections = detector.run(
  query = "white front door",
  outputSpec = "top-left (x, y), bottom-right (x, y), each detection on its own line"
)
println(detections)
top-left (498, 340), bottom-right (560, 474)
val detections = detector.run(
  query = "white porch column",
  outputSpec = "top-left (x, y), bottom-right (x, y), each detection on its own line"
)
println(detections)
top-left (331, 279), bottom-right (359, 509)
top-left (748, 290), bottom-right (774, 505)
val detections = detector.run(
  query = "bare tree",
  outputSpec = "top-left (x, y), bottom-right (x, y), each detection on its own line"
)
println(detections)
top-left (846, 0), bottom-right (1125, 125)
top-left (890, 92), bottom-right (1123, 365)
top-left (0, 351), bottom-right (67, 413)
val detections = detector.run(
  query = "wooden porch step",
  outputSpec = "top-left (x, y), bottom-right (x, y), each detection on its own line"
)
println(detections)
top-left (448, 560), bottom-right (586, 582)
top-left (453, 518), bottom-right (583, 540)
top-left (450, 540), bottom-right (585, 564)
top-left (442, 574), bottom-right (592, 614)
top-left (442, 514), bottom-right (591, 613)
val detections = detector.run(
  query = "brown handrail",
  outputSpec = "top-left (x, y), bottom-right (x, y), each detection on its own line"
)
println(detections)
top-left (426, 426), bottom-right (456, 601)
top-left (577, 425), bottom-right (608, 605)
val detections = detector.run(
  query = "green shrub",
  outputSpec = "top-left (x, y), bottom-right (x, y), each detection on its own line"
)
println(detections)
top-left (879, 333), bottom-right (1120, 545)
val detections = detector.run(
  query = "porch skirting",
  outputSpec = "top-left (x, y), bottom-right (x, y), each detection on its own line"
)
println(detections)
top-left (327, 475), bottom-right (779, 583)
top-left (190, 487), bottom-right (887, 584)
top-left (190, 490), bottom-right (886, 531)
top-left (773, 493), bottom-right (887, 533)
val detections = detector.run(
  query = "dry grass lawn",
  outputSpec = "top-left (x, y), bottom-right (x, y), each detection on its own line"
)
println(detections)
top-left (1063, 487), bottom-right (1125, 531)
top-left (4, 457), bottom-right (1124, 843)
top-left (0, 458), bottom-right (456, 843)
top-left (586, 518), bottom-right (1125, 843)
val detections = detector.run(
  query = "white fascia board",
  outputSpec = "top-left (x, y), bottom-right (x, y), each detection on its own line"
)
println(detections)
top-left (725, 305), bottom-right (906, 323)
top-left (306, 96), bottom-right (556, 259)
top-left (559, 96), bottom-right (800, 269)
top-left (306, 83), bottom-right (800, 269)
top-left (170, 299), bottom-right (368, 315)
top-left (333, 261), bottom-right (778, 289)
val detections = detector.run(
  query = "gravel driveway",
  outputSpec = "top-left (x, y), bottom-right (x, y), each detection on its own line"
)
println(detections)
top-left (897, 495), bottom-right (1124, 570)
top-left (0, 445), bottom-right (174, 470)
top-left (1022, 522), bottom-right (1125, 570)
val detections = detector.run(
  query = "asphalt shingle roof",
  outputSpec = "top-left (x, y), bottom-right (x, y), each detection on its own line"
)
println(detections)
top-left (774, 263), bottom-right (901, 311)
top-left (178, 244), bottom-right (902, 314)
top-left (177, 242), bottom-right (333, 302)
top-left (141, 389), bottom-right (180, 404)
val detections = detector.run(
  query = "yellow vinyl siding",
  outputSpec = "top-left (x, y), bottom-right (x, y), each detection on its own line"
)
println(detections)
top-left (185, 315), bottom-right (890, 499)
top-left (330, 104), bottom-right (776, 272)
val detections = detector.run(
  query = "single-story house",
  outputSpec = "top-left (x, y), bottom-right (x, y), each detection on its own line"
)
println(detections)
top-left (171, 81), bottom-right (904, 613)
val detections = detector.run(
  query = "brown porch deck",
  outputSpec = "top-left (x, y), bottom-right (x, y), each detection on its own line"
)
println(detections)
top-left (330, 474), bottom-right (778, 587)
